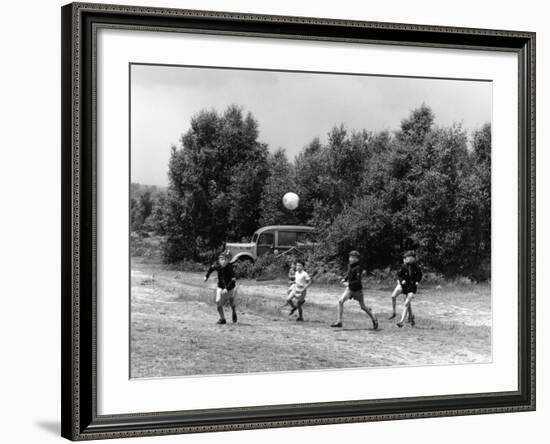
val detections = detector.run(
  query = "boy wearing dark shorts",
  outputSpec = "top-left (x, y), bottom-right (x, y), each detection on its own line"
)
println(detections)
top-left (390, 250), bottom-right (423, 327)
top-left (204, 252), bottom-right (238, 324)
top-left (330, 250), bottom-right (378, 330)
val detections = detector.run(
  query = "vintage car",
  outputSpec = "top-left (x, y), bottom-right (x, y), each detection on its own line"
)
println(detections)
top-left (224, 225), bottom-right (316, 263)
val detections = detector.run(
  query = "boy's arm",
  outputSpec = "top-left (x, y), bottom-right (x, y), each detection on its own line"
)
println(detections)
top-left (226, 264), bottom-right (237, 290)
top-left (204, 264), bottom-right (216, 281)
top-left (304, 273), bottom-right (312, 289)
top-left (416, 266), bottom-right (423, 283)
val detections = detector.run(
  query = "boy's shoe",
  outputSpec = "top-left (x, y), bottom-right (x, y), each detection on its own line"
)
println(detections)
top-left (216, 319), bottom-right (227, 325)
top-left (372, 317), bottom-right (379, 330)
top-left (296, 317), bottom-right (304, 322)
top-left (396, 321), bottom-right (404, 328)
top-left (289, 307), bottom-right (298, 315)
top-left (232, 312), bottom-right (238, 323)
top-left (388, 313), bottom-right (396, 320)
top-left (330, 322), bottom-right (343, 328)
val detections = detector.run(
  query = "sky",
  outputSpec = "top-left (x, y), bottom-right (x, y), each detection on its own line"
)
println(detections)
top-left (131, 64), bottom-right (492, 186)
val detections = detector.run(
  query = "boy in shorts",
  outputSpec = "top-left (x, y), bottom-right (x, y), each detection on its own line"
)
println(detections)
top-left (388, 250), bottom-right (423, 327)
top-left (286, 260), bottom-right (311, 321)
top-left (330, 250), bottom-right (378, 330)
top-left (204, 252), bottom-right (238, 324)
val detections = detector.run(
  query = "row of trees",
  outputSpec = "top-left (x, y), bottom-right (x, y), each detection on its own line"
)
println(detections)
top-left (133, 104), bottom-right (491, 278)
top-left (130, 183), bottom-right (166, 233)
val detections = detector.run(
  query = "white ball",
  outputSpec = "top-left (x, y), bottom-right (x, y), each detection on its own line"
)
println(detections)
top-left (282, 192), bottom-right (299, 210)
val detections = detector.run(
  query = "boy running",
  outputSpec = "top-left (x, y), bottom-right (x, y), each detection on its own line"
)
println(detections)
top-left (330, 250), bottom-right (378, 330)
top-left (204, 252), bottom-right (238, 324)
top-left (388, 250), bottom-right (423, 327)
top-left (286, 260), bottom-right (311, 322)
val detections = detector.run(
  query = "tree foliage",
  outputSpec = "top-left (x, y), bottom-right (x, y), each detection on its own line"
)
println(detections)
top-left (163, 105), bottom-right (269, 262)
top-left (259, 149), bottom-right (300, 226)
top-left (130, 184), bottom-right (166, 232)
top-left (140, 104), bottom-right (491, 279)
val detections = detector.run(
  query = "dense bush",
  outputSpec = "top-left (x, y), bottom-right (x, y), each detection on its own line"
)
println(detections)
top-left (232, 254), bottom-right (291, 280)
top-left (130, 232), bottom-right (163, 260)
top-left (130, 184), bottom-right (167, 234)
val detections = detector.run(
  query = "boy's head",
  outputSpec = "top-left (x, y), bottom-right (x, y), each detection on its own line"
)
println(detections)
top-left (295, 260), bottom-right (305, 272)
top-left (348, 250), bottom-right (360, 264)
top-left (219, 252), bottom-right (230, 267)
top-left (403, 250), bottom-right (416, 264)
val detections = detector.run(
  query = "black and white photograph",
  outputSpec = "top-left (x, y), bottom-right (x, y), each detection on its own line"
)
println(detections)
top-left (1, 0), bottom-right (544, 442)
top-left (130, 64), bottom-right (492, 379)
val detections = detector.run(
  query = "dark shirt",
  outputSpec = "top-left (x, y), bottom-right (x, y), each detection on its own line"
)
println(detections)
top-left (205, 263), bottom-right (236, 290)
top-left (344, 263), bottom-right (363, 291)
top-left (397, 263), bottom-right (423, 294)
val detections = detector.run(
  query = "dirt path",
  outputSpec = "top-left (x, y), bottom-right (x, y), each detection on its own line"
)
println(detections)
top-left (130, 263), bottom-right (491, 378)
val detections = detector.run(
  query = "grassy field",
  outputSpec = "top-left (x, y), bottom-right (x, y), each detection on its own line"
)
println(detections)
top-left (130, 258), bottom-right (491, 378)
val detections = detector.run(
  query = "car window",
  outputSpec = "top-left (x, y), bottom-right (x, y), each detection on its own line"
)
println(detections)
top-left (278, 231), bottom-right (297, 246)
top-left (258, 232), bottom-right (274, 245)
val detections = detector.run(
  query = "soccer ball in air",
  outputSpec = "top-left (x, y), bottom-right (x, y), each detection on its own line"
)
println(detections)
top-left (282, 192), bottom-right (300, 210)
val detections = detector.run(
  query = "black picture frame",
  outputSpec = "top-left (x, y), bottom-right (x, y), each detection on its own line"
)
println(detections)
top-left (61, 2), bottom-right (536, 440)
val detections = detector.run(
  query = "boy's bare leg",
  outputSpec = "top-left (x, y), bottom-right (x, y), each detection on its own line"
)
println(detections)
top-left (408, 299), bottom-right (415, 326)
top-left (297, 301), bottom-right (304, 321)
top-left (397, 293), bottom-right (414, 327)
top-left (286, 294), bottom-right (298, 314)
top-left (359, 300), bottom-right (378, 330)
top-left (229, 295), bottom-right (237, 323)
top-left (336, 293), bottom-right (346, 323)
top-left (389, 284), bottom-right (401, 319)
top-left (331, 288), bottom-right (350, 327)
top-left (215, 288), bottom-right (226, 324)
